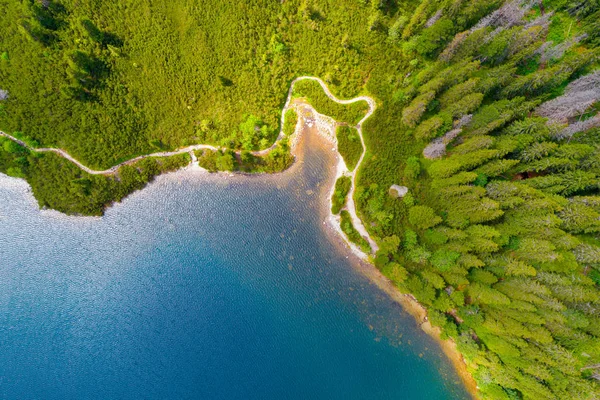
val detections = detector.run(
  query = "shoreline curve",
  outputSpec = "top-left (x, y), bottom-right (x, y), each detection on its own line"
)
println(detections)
top-left (0, 76), bottom-right (478, 398)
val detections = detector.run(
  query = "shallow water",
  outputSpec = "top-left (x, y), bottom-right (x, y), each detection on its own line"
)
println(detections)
top-left (0, 135), bottom-right (469, 399)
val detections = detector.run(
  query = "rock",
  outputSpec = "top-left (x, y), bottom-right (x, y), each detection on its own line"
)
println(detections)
top-left (389, 185), bottom-right (408, 198)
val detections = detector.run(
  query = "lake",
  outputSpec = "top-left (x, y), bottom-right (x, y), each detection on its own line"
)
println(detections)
top-left (0, 134), bottom-right (469, 399)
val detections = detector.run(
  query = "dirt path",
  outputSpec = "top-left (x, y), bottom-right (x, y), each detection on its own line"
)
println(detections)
top-left (292, 77), bottom-right (378, 253)
top-left (0, 131), bottom-right (221, 175)
top-left (1, 76), bottom-right (378, 253)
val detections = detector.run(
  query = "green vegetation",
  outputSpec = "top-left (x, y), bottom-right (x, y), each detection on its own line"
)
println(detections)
top-left (336, 125), bottom-right (362, 170)
top-left (2, 0), bottom-right (600, 398)
top-left (0, 0), bottom-right (379, 170)
top-left (197, 149), bottom-right (236, 172)
top-left (283, 109), bottom-right (299, 138)
top-left (340, 210), bottom-right (371, 253)
top-left (292, 79), bottom-right (369, 125)
top-left (195, 108), bottom-right (295, 174)
top-left (331, 175), bottom-right (352, 214)
top-left (0, 135), bottom-right (189, 215)
top-left (196, 139), bottom-right (294, 174)
top-left (197, 107), bottom-right (299, 174)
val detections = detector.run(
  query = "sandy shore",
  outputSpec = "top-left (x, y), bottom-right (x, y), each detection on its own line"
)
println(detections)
top-left (180, 119), bottom-right (481, 399)
top-left (320, 205), bottom-right (480, 399)
top-left (348, 258), bottom-right (480, 399)
top-left (293, 127), bottom-right (480, 399)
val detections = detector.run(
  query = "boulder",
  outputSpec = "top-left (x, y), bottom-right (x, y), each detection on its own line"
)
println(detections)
top-left (389, 185), bottom-right (408, 198)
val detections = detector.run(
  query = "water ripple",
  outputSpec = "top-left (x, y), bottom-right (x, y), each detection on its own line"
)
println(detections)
top-left (0, 136), bottom-right (468, 399)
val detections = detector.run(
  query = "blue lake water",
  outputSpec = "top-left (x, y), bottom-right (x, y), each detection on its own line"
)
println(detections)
top-left (0, 136), bottom-right (469, 399)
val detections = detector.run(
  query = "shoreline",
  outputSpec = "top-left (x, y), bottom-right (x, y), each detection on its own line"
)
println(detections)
top-left (302, 130), bottom-right (480, 399)
top-left (320, 212), bottom-right (479, 399)
top-left (356, 258), bottom-right (480, 399)
top-left (0, 77), bottom-right (479, 398)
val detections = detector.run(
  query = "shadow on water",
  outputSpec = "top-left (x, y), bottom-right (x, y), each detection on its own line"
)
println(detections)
top-left (0, 129), bottom-right (470, 399)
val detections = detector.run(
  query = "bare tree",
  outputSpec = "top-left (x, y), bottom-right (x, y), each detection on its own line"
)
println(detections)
top-left (425, 9), bottom-right (443, 28)
top-left (456, 114), bottom-right (473, 129)
top-left (555, 114), bottom-right (600, 140)
top-left (441, 1), bottom-right (539, 62)
top-left (537, 34), bottom-right (588, 64)
top-left (439, 31), bottom-right (469, 62)
top-left (536, 70), bottom-right (600, 122)
top-left (471, 0), bottom-right (537, 32)
top-left (563, 69), bottom-right (600, 94)
top-left (423, 128), bottom-right (462, 159)
top-left (524, 12), bottom-right (554, 30)
top-left (422, 114), bottom-right (474, 159)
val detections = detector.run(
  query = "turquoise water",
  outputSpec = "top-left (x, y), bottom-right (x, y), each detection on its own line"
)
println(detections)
top-left (0, 139), bottom-right (469, 399)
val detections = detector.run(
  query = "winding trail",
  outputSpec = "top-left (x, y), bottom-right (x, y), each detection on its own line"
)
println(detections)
top-left (0, 132), bottom-right (221, 175)
top-left (0, 76), bottom-right (378, 253)
top-left (290, 77), bottom-right (378, 253)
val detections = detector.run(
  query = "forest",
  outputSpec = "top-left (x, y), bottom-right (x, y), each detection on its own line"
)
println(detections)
top-left (1, 0), bottom-right (599, 398)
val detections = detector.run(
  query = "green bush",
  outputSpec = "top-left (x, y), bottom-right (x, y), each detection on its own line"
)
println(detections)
top-left (336, 126), bottom-right (362, 171)
top-left (340, 210), bottom-right (371, 253)
top-left (293, 80), bottom-right (369, 125)
top-left (283, 109), bottom-right (298, 138)
top-left (403, 156), bottom-right (421, 182)
top-left (408, 205), bottom-right (442, 230)
top-left (331, 176), bottom-right (352, 214)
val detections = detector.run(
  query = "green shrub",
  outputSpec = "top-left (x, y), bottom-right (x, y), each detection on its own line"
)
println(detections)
top-left (331, 176), bottom-right (352, 214)
top-left (408, 205), bottom-right (442, 230)
top-left (336, 126), bottom-right (362, 170)
top-left (293, 80), bottom-right (369, 125)
top-left (283, 109), bottom-right (298, 138)
top-left (340, 210), bottom-right (371, 253)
